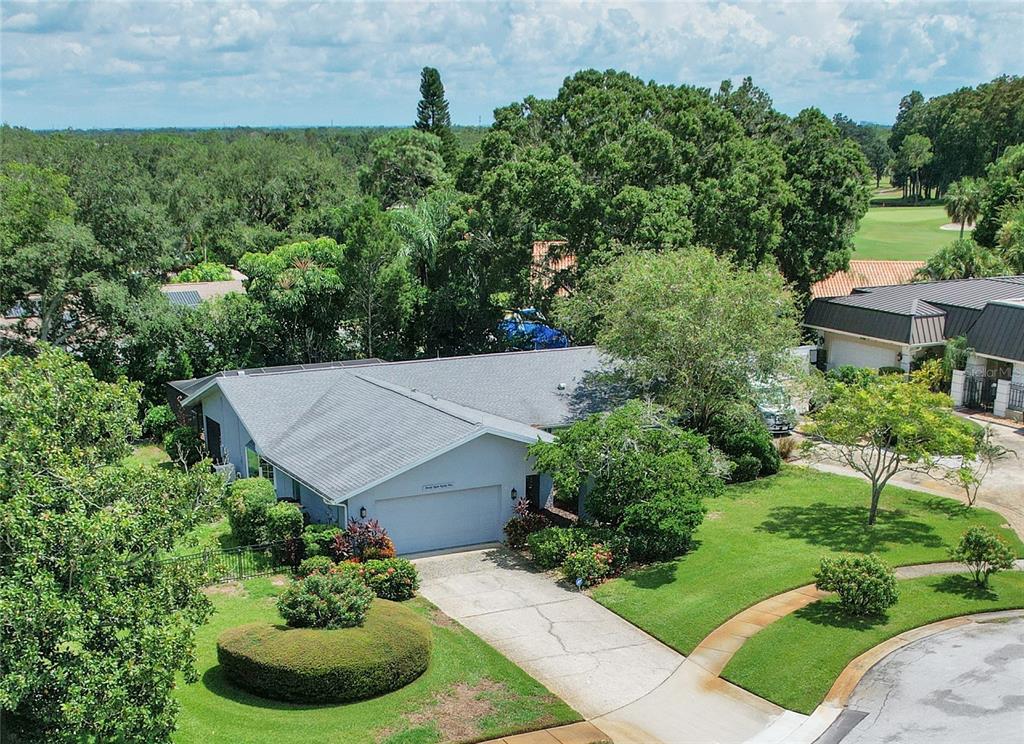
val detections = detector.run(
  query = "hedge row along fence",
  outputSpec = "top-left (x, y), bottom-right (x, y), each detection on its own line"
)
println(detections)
top-left (163, 540), bottom-right (300, 585)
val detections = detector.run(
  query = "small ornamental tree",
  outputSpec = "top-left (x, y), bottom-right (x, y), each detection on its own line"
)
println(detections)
top-left (951, 527), bottom-right (1016, 586)
top-left (942, 427), bottom-right (1014, 507)
top-left (803, 376), bottom-right (978, 525)
top-left (815, 555), bottom-right (899, 616)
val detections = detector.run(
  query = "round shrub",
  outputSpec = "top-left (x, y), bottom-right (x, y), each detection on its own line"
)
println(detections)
top-left (142, 404), bottom-right (177, 440)
top-left (296, 555), bottom-right (335, 578)
top-left (561, 544), bottom-right (612, 587)
top-left (174, 261), bottom-right (232, 283)
top-left (357, 558), bottom-right (420, 601)
top-left (815, 554), bottom-right (899, 616)
top-left (225, 478), bottom-right (277, 544)
top-left (217, 599), bottom-right (431, 703)
top-left (729, 454), bottom-right (762, 483)
top-left (277, 572), bottom-right (374, 629)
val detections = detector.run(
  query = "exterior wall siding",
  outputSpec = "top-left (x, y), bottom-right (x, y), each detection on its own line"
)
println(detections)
top-left (198, 389), bottom-right (253, 477)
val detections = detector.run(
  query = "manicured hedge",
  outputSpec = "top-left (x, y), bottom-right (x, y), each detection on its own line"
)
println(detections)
top-left (216, 599), bottom-right (431, 703)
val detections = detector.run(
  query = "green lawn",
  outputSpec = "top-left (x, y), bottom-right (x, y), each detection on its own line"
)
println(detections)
top-left (852, 205), bottom-right (957, 260)
top-left (173, 578), bottom-right (578, 744)
top-left (592, 467), bottom-right (1022, 655)
top-left (125, 443), bottom-right (171, 468)
top-left (168, 516), bottom-right (238, 558)
top-left (722, 572), bottom-right (1024, 713)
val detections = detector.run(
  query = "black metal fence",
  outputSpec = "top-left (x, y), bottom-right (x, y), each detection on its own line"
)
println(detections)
top-left (1009, 382), bottom-right (1024, 412)
top-left (162, 540), bottom-right (298, 585)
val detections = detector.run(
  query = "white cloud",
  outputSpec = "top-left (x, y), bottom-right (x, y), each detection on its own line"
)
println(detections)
top-left (0, 0), bottom-right (1020, 128)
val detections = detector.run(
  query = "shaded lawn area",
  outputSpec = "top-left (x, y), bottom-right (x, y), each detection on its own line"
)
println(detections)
top-left (592, 467), bottom-right (1022, 656)
top-left (173, 578), bottom-right (578, 744)
top-left (167, 516), bottom-right (239, 558)
top-left (125, 443), bottom-right (172, 468)
top-left (852, 205), bottom-right (957, 260)
top-left (721, 572), bottom-right (1024, 713)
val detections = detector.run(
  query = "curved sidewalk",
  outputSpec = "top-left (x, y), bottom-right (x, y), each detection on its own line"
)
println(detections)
top-left (594, 561), bottom-right (1021, 743)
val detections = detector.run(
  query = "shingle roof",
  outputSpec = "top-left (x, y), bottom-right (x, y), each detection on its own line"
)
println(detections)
top-left (805, 276), bottom-right (1024, 345)
top-left (181, 347), bottom-right (611, 501)
top-left (811, 261), bottom-right (925, 299)
top-left (352, 346), bottom-right (613, 427)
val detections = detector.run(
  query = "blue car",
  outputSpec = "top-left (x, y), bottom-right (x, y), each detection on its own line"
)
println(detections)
top-left (499, 308), bottom-right (570, 350)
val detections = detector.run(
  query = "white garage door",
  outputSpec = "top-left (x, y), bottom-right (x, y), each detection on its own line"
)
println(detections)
top-left (827, 335), bottom-right (899, 370)
top-left (375, 485), bottom-right (503, 555)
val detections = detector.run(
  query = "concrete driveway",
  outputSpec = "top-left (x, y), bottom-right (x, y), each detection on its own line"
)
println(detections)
top-left (831, 613), bottom-right (1024, 744)
top-left (414, 546), bottom-right (682, 720)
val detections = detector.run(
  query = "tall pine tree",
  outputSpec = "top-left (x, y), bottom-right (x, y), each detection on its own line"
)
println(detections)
top-left (414, 67), bottom-right (456, 166)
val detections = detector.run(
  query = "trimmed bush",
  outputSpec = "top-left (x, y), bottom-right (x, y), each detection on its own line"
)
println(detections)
top-left (815, 554), bottom-right (899, 616)
top-left (707, 404), bottom-right (780, 482)
top-left (620, 492), bottom-right (705, 562)
top-left (729, 454), bottom-right (762, 483)
top-left (302, 524), bottom-right (344, 559)
top-left (296, 556), bottom-right (335, 578)
top-left (162, 426), bottom-right (206, 466)
top-left (217, 600), bottom-right (431, 703)
top-left (504, 498), bottom-right (551, 549)
top-left (277, 572), bottom-right (374, 629)
top-left (526, 527), bottom-right (593, 570)
top-left (358, 558), bottom-right (420, 601)
top-left (951, 527), bottom-right (1016, 586)
top-left (225, 478), bottom-right (277, 544)
top-left (266, 501), bottom-right (304, 562)
top-left (142, 404), bottom-right (177, 440)
top-left (561, 544), bottom-right (612, 587)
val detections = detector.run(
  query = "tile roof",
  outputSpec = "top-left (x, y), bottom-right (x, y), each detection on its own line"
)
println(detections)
top-left (811, 261), bottom-right (925, 299)
top-left (180, 346), bottom-right (614, 501)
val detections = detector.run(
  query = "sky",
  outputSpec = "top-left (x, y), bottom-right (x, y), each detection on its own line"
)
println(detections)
top-left (1, 1), bottom-right (1022, 130)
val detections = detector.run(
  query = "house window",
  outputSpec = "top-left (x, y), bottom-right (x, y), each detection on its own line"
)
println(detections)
top-left (245, 444), bottom-right (275, 482)
top-left (291, 479), bottom-right (302, 501)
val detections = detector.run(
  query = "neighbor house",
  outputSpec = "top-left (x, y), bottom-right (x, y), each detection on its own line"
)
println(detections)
top-left (168, 347), bottom-right (614, 554)
top-left (810, 260), bottom-right (925, 299)
top-left (804, 275), bottom-right (1024, 418)
top-left (159, 269), bottom-right (247, 307)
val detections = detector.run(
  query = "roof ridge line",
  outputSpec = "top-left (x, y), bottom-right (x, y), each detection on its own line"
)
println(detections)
top-left (350, 371), bottom-right (487, 428)
top-left (355, 344), bottom-right (596, 370)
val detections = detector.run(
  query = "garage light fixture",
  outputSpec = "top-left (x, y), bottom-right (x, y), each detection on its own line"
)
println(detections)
top-left (510, 487), bottom-right (518, 501)
top-left (359, 506), bottom-right (367, 519)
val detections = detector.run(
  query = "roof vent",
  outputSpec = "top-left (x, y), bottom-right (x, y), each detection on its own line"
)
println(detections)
top-left (557, 382), bottom-right (566, 390)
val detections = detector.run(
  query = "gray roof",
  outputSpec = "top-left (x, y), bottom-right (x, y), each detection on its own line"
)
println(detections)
top-left (966, 301), bottom-right (1024, 362)
top-left (352, 346), bottom-right (613, 428)
top-left (805, 276), bottom-right (1024, 346)
top-left (181, 347), bottom-right (611, 502)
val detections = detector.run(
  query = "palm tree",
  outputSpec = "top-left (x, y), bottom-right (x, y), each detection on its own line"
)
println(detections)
top-left (944, 177), bottom-right (982, 238)
top-left (391, 188), bottom-right (457, 287)
top-left (915, 238), bottom-right (1007, 281)
top-left (995, 201), bottom-right (1024, 274)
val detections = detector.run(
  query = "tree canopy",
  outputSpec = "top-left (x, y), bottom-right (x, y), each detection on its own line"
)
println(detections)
top-left (0, 347), bottom-right (223, 743)
top-left (559, 247), bottom-right (801, 431)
